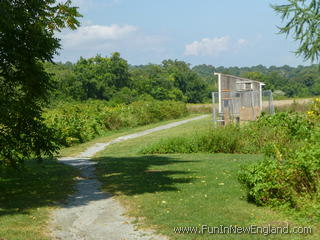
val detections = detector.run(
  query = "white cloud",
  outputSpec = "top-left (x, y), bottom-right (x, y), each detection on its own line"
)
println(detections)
top-left (55, 24), bottom-right (169, 62)
top-left (184, 37), bottom-right (230, 56)
top-left (184, 36), bottom-right (248, 57)
top-left (237, 39), bottom-right (248, 46)
top-left (60, 24), bottom-right (137, 49)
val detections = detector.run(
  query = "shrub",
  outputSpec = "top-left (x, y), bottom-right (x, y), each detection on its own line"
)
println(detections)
top-left (141, 112), bottom-right (311, 155)
top-left (238, 158), bottom-right (293, 207)
top-left (307, 98), bottom-right (320, 123)
top-left (254, 112), bottom-right (313, 140)
top-left (197, 125), bottom-right (242, 153)
top-left (238, 99), bottom-right (320, 219)
top-left (43, 100), bottom-right (188, 147)
top-left (238, 141), bottom-right (320, 212)
top-left (142, 125), bottom-right (253, 154)
top-left (141, 137), bottom-right (195, 154)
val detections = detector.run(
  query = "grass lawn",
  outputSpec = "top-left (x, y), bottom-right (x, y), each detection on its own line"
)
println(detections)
top-left (94, 117), bottom-right (319, 240)
top-left (0, 159), bottom-right (78, 240)
top-left (0, 114), bottom-right (205, 240)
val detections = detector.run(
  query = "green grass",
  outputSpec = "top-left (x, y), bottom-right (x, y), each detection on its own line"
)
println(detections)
top-left (0, 114), bottom-right (206, 240)
top-left (2, 114), bottom-right (317, 239)
top-left (94, 117), bottom-right (319, 240)
top-left (0, 159), bottom-right (78, 240)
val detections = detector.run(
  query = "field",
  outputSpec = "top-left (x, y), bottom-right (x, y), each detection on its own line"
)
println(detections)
top-left (4, 1), bottom-right (320, 239)
top-left (0, 114), bottom-right (201, 239)
top-left (188, 97), bottom-right (315, 113)
top-left (0, 98), bottom-right (189, 231)
top-left (0, 159), bottom-right (78, 240)
top-left (93, 116), bottom-right (319, 240)
top-left (1, 99), bottom-right (319, 239)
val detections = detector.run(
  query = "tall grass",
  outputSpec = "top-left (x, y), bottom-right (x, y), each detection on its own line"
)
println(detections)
top-left (141, 112), bottom-right (311, 155)
top-left (274, 101), bottom-right (311, 113)
top-left (186, 104), bottom-right (213, 113)
top-left (141, 125), bottom-right (245, 154)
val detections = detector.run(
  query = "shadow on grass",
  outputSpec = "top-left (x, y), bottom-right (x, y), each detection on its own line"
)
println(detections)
top-left (0, 158), bottom-right (78, 217)
top-left (95, 155), bottom-right (195, 196)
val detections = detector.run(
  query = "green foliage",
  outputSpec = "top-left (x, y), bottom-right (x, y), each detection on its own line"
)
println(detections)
top-left (109, 87), bottom-right (138, 104)
top-left (239, 100), bottom-right (320, 219)
top-left (162, 60), bottom-right (208, 103)
top-left (308, 98), bottom-right (320, 120)
top-left (44, 100), bottom-right (188, 146)
top-left (238, 141), bottom-right (320, 214)
top-left (142, 125), bottom-right (244, 154)
top-left (272, 0), bottom-right (320, 62)
top-left (74, 53), bottom-right (131, 100)
top-left (0, 158), bottom-right (78, 239)
top-left (47, 57), bottom-right (320, 103)
top-left (142, 112), bottom-right (311, 155)
top-left (193, 64), bottom-right (320, 98)
top-left (142, 105), bottom-right (320, 218)
top-left (254, 112), bottom-right (312, 139)
top-left (45, 57), bottom-right (210, 104)
top-left (0, 0), bottom-right (81, 167)
top-left (44, 61), bottom-right (80, 101)
top-left (95, 117), bottom-right (318, 239)
top-left (130, 63), bottom-right (188, 102)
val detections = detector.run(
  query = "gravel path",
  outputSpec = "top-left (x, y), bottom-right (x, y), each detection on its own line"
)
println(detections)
top-left (50, 115), bottom-right (208, 240)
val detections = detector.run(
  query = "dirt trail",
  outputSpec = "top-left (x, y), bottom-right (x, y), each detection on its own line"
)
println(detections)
top-left (50, 115), bottom-right (208, 240)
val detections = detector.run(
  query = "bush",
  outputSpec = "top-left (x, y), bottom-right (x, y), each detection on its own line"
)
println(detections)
top-left (239, 99), bottom-right (320, 219)
top-left (142, 137), bottom-right (195, 154)
top-left (307, 98), bottom-right (320, 122)
top-left (141, 125), bottom-right (243, 154)
top-left (43, 100), bottom-right (188, 146)
top-left (142, 112), bottom-right (311, 155)
top-left (254, 112), bottom-right (313, 140)
top-left (238, 141), bottom-right (320, 211)
top-left (238, 158), bottom-right (292, 207)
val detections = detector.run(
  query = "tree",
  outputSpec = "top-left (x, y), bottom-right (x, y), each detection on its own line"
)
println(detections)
top-left (74, 53), bottom-right (131, 100)
top-left (44, 61), bottom-right (83, 101)
top-left (272, 0), bottom-right (320, 62)
top-left (0, 0), bottom-right (81, 167)
top-left (130, 64), bottom-right (187, 102)
top-left (162, 60), bottom-right (208, 103)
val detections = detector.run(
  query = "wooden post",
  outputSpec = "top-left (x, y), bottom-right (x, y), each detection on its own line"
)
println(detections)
top-left (212, 92), bottom-right (216, 124)
top-left (259, 83), bottom-right (263, 111)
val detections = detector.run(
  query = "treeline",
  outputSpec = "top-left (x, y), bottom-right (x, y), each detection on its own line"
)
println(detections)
top-left (193, 64), bottom-right (320, 98)
top-left (46, 53), bottom-right (320, 104)
top-left (45, 53), bottom-right (213, 104)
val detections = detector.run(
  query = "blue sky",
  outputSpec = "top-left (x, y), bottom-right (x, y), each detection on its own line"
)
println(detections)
top-left (55, 0), bottom-right (310, 67)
